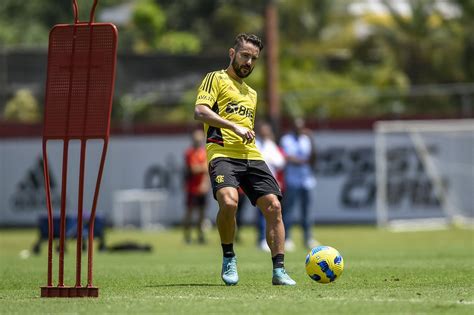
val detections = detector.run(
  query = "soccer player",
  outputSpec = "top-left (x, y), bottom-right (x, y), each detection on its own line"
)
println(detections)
top-left (183, 129), bottom-right (210, 244)
top-left (194, 33), bottom-right (296, 286)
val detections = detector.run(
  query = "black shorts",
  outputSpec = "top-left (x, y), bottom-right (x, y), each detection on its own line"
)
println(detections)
top-left (208, 157), bottom-right (282, 206)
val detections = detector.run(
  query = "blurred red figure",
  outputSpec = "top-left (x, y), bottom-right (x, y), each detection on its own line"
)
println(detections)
top-left (183, 129), bottom-right (210, 244)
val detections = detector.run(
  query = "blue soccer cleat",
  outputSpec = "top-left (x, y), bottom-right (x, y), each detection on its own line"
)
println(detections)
top-left (221, 256), bottom-right (239, 286)
top-left (272, 267), bottom-right (296, 286)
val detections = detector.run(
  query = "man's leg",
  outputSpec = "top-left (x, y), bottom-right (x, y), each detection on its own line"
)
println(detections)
top-left (257, 194), bottom-right (296, 286)
top-left (216, 187), bottom-right (240, 285)
top-left (256, 194), bottom-right (284, 255)
top-left (216, 187), bottom-right (239, 244)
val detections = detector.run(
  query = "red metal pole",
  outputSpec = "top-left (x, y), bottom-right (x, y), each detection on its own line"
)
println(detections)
top-left (42, 140), bottom-right (54, 287)
top-left (59, 7), bottom-right (79, 286)
top-left (87, 140), bottom-right (108, 287)
top-left (58, 140), bottom-right (69, 287)
top-left (75, 12), bottom-right (96, 287)
top-left (89, 0), bottom-right (99, 23)
top-left (75, 140), bottom-right (87, 287)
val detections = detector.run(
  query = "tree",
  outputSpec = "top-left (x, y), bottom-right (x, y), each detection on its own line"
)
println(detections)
top-left (0, 0), bottom-right (127, 46)
top-left (449, 0), bottom-right (474, 81)
top-left (373, 0), bottom-right (464, 84)
top-left (4, 89), bottom-right (40, 123)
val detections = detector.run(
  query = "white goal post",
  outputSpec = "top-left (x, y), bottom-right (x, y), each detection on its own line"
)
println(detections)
top-left (374, 119), bottom-right (474, 231)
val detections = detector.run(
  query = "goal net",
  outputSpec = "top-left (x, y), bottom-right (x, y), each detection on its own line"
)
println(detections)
top-left (374, 119), bottom-right (474, 231)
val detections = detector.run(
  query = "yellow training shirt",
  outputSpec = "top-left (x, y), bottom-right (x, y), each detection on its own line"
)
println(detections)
top-left (195, 70), bottom-right (263, 162)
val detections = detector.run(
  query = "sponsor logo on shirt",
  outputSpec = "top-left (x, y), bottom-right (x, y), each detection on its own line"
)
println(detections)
top-left (225, 101), bottom-right (254, 119)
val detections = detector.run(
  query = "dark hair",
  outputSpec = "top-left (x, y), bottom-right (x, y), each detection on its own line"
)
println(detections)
top-left (234, 33), bottom-right (264, 52)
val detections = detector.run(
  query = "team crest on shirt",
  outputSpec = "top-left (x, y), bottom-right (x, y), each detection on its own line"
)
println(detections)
top-left (215, 175), bottom-right (225, 183)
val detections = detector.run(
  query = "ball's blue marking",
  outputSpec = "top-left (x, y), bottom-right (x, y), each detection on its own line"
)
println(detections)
top-left (305, 254), bottom-right (310, 265)
top-left (334, 255), bottom-right (342, 265)
top-left (310, 274), bottom-right (321, 281)
top-left (311, 246), bottom-right (329, 255)
top-left (317, 261), bottom-right (337, 282)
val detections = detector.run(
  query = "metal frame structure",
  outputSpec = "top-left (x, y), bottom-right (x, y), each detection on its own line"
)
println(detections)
top-left (41, 0), bottom-right (117, 297)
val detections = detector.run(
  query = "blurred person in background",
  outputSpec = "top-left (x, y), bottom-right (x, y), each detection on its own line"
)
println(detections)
top-left (194, 33), bottom-right (295, 286)
top-left (255, 121), bottom-right (286, 252)
top-left (234, 187), bottom-right (249, 244)
top-left (280, 117), bottom-right (319, 250)
top-left (183, 129), bottom-right (210, 244)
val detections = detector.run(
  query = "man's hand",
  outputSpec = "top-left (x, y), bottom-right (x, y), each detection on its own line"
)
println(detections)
top-left (194, 105), bottom-right (255, 144)
top-left (233, 125), bottom-right (255, 144)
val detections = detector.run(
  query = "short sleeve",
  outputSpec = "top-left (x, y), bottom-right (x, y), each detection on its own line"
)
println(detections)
top-left (195, 72), bottom-right (219, 107)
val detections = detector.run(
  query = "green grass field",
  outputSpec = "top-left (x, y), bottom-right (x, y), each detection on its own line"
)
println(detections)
top-left (1, 226), bottom-right (473, 314)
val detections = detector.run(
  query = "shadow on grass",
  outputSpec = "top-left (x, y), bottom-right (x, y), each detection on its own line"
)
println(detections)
top-left (145, 283), bottom-right (222, 287)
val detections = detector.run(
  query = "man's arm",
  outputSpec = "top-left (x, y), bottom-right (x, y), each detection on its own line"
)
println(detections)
top-left (194, 104), bottom-right (255, 143)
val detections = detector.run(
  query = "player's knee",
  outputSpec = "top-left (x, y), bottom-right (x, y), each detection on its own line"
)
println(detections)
top-left (263, 199), bottom-right (282, 217)
top-left (271, 200), bottom-right (282, 215)
top-left (216, 188), bottom-right (239, 212)
top-left (219, 195), bottom-right (238, 213)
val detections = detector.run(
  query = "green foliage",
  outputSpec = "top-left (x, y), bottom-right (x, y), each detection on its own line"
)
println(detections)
top-left (156, 31), bottom-right (201, 54)
top-left (279, 0), bottom-right (335, 41)
top-left (3, 89), bottom-right (40, 123)
top-left (213, 4), bottom-right (264, 39)
top-left (450, 0), bottom-right (474, 81)
top-left (116, 94), bottom-right (151, 124)
top-left (276, 0), bottom-right (471, 118)
top-left (0, 1), bottom-right (67, 46)
top-left (154, 0), bottom-right (265, 54)
top-left (131, 0), bottom-right (166, 53)
top-left (281, 69), bottom-right (378, 119)
top-left (0, 0), bottom-right (127, 46)
top-left (0, 0), bottom-right (472, 121)
top-left (128, 1), bottom-right (203, 54)
top-left (368, 0), bottom-right (464, 84)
